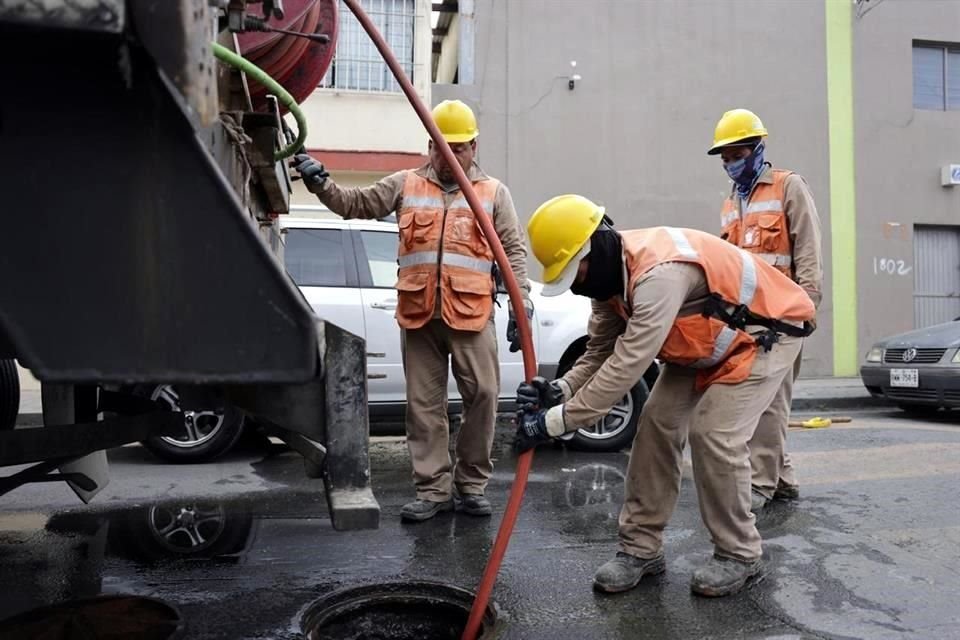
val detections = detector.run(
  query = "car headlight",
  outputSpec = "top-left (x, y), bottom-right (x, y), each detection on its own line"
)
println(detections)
top-left (866, 347), bottom-right (883, 363)
top-left (953, 349), bottom-right (960, 364)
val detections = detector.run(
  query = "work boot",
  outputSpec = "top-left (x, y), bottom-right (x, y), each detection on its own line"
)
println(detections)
top-left (773, 481), bottom-right (800, 501)
top-left (400, 498), bottom-right (453, 522)
top-left (593, 552), bottom-right (666, 593)
top-left (690, 554), bottom-right (764, 597)
top-left (751, 488), bottom-right (771, 513)
top-left (455, 493), bottom-right (492, 517)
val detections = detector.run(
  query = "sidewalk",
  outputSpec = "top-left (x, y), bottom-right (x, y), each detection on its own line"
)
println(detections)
top-left (16, 377), bottom-right (880, 420)
top-left (790, 376), bottom-right (881, 412)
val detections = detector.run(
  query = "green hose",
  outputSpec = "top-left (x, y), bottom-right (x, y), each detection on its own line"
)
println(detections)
top-left (211, 42), bottom-right (307, 161)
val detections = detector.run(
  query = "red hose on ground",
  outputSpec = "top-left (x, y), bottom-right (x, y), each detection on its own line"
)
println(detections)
top-left (341, 2), bottom-right (536, 638)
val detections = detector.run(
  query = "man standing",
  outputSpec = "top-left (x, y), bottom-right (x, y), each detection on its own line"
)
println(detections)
top-left (291, 100), bottom-right (531, 522)
top-left (515, 195), bottom-right (814, 596)
top-left (708, 109), bottom-right (823, 511)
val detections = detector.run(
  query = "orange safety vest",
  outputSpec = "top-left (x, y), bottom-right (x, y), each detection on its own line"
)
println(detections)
top-left (720, 169), bottom-right (794, 278)
top-left (610, 227), bottom-right (814, 390)
top-left (394, 172), bottom-right (498, 332)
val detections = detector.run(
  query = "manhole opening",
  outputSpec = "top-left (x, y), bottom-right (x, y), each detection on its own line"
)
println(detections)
top-left (302, 581), bottom-right (498, 640)
top-left (0, 595), bottom-right (183, 639)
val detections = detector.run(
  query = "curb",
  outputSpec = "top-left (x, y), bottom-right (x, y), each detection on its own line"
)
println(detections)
top-left (790, 396), bottom-right (887, 412)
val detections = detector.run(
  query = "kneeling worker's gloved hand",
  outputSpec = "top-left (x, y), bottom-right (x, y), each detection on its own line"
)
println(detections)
top-left (290, 153), bottom-right (329, 193)
top-left (515, 376), bottom-right (564, 411)
top-left (515, 409), bottom-right (553, 453)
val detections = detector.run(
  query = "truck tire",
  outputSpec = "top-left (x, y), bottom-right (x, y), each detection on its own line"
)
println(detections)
top-left (136, 385), bottom-right (245, 463)
top-left (0, 359), bottom-right (20, 431)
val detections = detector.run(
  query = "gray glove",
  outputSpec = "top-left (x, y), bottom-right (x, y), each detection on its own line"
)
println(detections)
top-left (290, 153), bottom-right (329, 193)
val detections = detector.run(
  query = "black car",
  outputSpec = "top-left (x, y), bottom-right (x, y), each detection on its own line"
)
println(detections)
top-left (859, 319), bottom-right (960, 414)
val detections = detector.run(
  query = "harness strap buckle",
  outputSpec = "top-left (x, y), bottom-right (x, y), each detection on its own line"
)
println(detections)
top-left (756, 330), bottom-right (780, 352)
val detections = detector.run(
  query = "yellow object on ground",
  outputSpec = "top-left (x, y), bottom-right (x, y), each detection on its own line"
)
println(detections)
top-left (788, 416), bottom-right (852, 429)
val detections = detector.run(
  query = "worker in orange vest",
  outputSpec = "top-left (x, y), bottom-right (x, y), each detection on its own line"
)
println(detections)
top-left (708, 109), bottom-right (823, 512)
top-left (516, 195), bottom-right (814, 597)
top-left (291, 100), bottom-right (532, 522)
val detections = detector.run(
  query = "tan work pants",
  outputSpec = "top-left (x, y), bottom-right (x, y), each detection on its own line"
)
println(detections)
top-left (618, 334), bottom-right (802, 561)
top-left (748, 346), bottom-right (803, 497)
top-left (402, 318), bottom-right (500, 501)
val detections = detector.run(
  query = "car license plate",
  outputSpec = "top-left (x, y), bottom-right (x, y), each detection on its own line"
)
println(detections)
top-left (890, 368), bottom-right (919, 388)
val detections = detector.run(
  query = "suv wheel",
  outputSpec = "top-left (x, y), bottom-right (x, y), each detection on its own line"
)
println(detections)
top-left (555, 358), bottom-right (649, 452)
top-left (138, 385), bottom-right (245, 463)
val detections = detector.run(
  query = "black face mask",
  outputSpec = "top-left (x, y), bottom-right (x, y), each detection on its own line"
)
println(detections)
top-left (571, 228), bottom-right (624, 301)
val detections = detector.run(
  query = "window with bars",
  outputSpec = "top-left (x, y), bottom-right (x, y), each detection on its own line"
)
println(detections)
top-left (321, 0), bottom-right (416, 92)
top-left (913, 42), bottom-right (960, 110)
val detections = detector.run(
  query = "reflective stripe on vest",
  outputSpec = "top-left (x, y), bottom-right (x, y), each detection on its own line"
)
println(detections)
top-left (403, 195), bottom-right (445, 209)
top-left (397, 250), bottom-right (493, 274)
top-left (450, 198), bottom-right (494, 213)
top-left (756, 253), bottom-right (793, 268)
top-left (721, 210), bottom-right (739, 227)
top-left (743, 199), bottom-right (783, 214)
top-left (693, 326), bottom-right (737, 368)
top-left (664, 227), bottom-right (699, 259)
top-left (737, 248), bottom-right (758, 307)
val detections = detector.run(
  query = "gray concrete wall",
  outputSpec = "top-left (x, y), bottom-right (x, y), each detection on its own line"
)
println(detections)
top-left (438, 0), bottom-right (834, 375)
top-left (852, 0), bottom-right (960, 353)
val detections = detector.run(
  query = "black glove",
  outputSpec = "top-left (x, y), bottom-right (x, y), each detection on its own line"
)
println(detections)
top-left (290, 153), bottom-right (329, 193)
top-left (515, 408), bottom-right (553, 452)
top-left (506, 303), bottom-right (534, 353)
top-left (516, 376), bottom-right (563, 411)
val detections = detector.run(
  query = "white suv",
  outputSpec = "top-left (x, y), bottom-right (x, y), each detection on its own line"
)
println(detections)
top-left (281, 212), bottom-right (659, 452)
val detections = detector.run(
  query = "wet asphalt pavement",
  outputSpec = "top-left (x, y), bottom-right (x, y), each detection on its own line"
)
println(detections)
top-left (2, 409), bottom-right (960, 639)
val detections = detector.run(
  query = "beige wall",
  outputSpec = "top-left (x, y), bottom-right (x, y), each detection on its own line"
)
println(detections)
top-left (298, 92), bottom-right (430, 153)
top-left (852, 0), bottom-right (960, 352)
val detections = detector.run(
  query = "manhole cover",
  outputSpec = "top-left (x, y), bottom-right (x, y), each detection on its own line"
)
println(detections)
top-left (0, 595), bottom-right (183, 639)
top-left (302, 581), bottom-right (499, 640)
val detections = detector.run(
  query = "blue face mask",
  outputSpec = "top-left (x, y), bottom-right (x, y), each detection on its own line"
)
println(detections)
top-left (724, 142), bottom-right (766, 192)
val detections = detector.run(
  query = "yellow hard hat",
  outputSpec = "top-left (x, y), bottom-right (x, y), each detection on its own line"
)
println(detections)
top-left (707, 108), bottom-right (768, 155)
top-left (528, 194), bottom-right (605, 297)
top-left (432, 100), bottom-right (479, 143)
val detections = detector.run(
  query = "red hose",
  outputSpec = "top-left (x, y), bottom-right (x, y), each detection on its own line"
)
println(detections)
top-left (341, 2), bottom-right (536, 638)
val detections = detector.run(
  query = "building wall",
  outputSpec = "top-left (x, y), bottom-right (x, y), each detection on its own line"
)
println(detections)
top-left (437, 0), bottom-right (835, 375)
top-left (852, 0), bottom-right (960, 353)
top-left (435, 11), bottom-right (460, 84)
top-left (298, 91), bottom-right (430, 154)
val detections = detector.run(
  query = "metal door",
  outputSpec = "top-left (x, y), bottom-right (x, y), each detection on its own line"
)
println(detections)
top-left (914, 225), bottom-right (960, 327)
